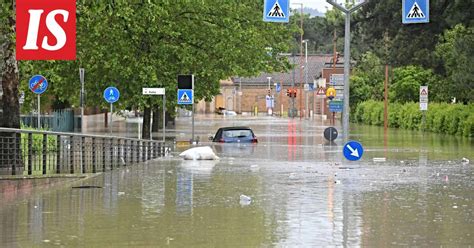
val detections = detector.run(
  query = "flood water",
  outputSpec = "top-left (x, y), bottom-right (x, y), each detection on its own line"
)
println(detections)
top-left (1, 115), bottom-right (473, 247)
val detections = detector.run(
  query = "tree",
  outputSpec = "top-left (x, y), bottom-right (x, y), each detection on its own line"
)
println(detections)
top-left (389, 65), bottom-right (438, 103)
top-left (435, 24), bottom-right (474, 103)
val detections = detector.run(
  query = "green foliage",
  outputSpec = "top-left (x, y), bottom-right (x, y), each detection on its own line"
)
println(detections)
top-left (389, 65), bottom-right (438, 103)
top-left (435, 24), bottom-right (474, 103)
top-left (20, 124), bottom-right (57, 154)
top-left (353, 101), bottom-right (474, 137)
top-left (350, 52), bottom-right (385, 111)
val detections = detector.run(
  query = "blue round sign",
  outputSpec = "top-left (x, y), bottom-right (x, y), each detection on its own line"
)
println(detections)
top-left (343, 141), bottom-right (364, 161)
top-left (103, 87), bottom-right (120, 103)
top-left (29, 75), bottom-right (48, 95)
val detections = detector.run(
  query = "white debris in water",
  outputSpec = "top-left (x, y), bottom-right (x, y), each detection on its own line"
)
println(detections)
top-left (453, 206), bottom-right (458, 209)
top-left (179, 146), bottom-right (219, 160)
top-left (118, 192), bottom-right (125, 196)
top-left (334, 180), bottom-right (342, 184)
top-left (240, 195), bottom-right (252, 206)
top-left (461, 157), bottom-right (470, 164)
top-left (373, 157), bottom-right (387, 162)
top-left (400, 161), bottom-right (405, 164)
top-left (43, 240), bottom-right (51, 243)
top-left (289, 173), bottom-right (297, 179)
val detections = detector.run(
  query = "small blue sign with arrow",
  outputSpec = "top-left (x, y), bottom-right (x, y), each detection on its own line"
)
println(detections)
top-left (29, 75), bottom-right (48, 95)
top-left (276, 83), bottom-right (281, 93)
top-left (177, 89), bottom-right (193, 105)
top-left (103, 87), bottom-right (120, 103)
top-left (263, 0), bottom-right (289, 23)
top-left (343, 141), bottom-right (364, 161)
top-left (402, 0), bottom-right (429, 24)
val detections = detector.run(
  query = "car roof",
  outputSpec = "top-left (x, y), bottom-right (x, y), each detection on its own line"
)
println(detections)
top-left (218, 126), bottom-right (252, 131)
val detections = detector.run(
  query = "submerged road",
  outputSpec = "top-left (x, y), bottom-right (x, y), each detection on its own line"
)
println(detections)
top-left (1, 115), bottom-right (473, 247)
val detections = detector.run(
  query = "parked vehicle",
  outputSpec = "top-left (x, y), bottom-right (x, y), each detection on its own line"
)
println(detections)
top-left (211, 126), bottom-right (258, 143)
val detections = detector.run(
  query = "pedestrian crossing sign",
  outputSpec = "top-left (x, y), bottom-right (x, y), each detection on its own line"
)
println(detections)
top-left (263, 0), bottom-right (289, 23)
top-left (402, 0), bottom-right (429, 24)
top-left (177, 89), bottom-right (193, 105)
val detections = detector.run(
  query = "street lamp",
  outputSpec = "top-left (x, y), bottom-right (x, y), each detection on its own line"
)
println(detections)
top-left (267, 77), bottom-right (272, 90)
top-left (326, 0), bottom-right (368, 140)
top-left (302, 40), bottom-right (309, 119)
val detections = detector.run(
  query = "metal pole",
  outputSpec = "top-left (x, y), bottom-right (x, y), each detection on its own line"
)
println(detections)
top-left (110, 103), bottom-right (113, 135)
top-left (191, 75), bottom-right (195, 143)
top-left (342, 12), bottom-right (351, 141)
top-left (150, 111), bottom-right (153, 140)
top-left (239, 78), bottom-right (242, 114)
top-left (299, 4), bottom-right (303, 119)
top-left (162, 94), bottom-right (166, 142)
top-left (304, 40), bottom-right (309, 119)
top-left (37, 95), bottom-right (40, 129)
top-left (79, 68), bottom-right (85, 133)
top-left (384, 65), bottom-right (389, 131)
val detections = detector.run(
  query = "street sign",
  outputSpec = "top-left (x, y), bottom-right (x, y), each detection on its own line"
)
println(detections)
top-left (276, 83), bottom-right (281, 93)
top-left (324, 127), bottom-right (338, 142)
top-left (329, 100), bottom-right (343, 112)
top-left (177, 75), bottom-right (193, 89)
top-left (316, 87), bottom-right (326, 96)
top-left (402, 0), bottom-right (429, 24)
top-left (143, 88), bottom-right (165, 95)
top-left (343, 141), bottom-right (364, 161)
top-left (29, 75), bottom-right (48, 95)
top-left (330, 74), bottom-right (344, 86)
top-left (420, 86), bottom-right (428, 111)
top-left (326, 87), bottom-right (336, 100)
top-left (103, 87), bottom-right (120, 103)
top-left (263, 0), bottom-right (289, 23)
top-left (177, 89), bottom-right (193, 105)
top-left (265, 95), bottom-right (274, 108)
top-left (304, 83), bottom-right (309, 91)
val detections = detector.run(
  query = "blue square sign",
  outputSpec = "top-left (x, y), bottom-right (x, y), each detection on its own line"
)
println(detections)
top-left (177, 89), bottom-right (193, 105)
top-left (402, 0), bottom-right (429, 24)
top-left (263, 0), bottom-right (289, 23)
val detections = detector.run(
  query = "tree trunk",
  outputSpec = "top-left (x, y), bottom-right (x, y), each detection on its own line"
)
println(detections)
top-left (141, 107), bottom-right (151, 140)
top-left (152, 108), bottom-right (161, 132)
top-left (0, 3), bottom-right (22, 175)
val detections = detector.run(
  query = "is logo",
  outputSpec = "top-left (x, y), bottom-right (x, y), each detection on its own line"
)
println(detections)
top-left (16, 0), bottom-right (76, 60)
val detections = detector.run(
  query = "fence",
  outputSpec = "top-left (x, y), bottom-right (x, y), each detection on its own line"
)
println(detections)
top-left (0, 128), bottom-right (172, 176)
top-left (21, 109), bottom-right (79, 132)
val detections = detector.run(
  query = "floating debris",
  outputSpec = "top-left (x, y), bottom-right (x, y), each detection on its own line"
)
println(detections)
top-left (72, 185), bottom-right (102, 189)
top-left (461, 157), bottom-right (470, 165)
top-left (373, 157), bottom-right (387, 162)
top-left (239, 194), bottom-right (252, 206)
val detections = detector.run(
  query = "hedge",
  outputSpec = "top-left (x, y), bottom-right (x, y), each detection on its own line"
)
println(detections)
top-left (353, 100), bottom-right (474, 137)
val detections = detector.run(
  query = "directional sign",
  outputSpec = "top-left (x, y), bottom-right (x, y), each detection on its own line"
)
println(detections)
top-left (263, 0), bottom-right (289, 23)
top-left (343, 141), bottom-right (364, 161)
top-left (103, 87), bottom-right (120, 103)
top-left (143, 88), bottom-right (165, 95)
top-left (177, 89), bottom-right (193, 105)
top-left (276, 83), bottom-right (281, 93)
top-left (324, 127), bottom-right (338, 142)
top-left (402, 0), bottom-right (429, 24)
top-left (329, 100), bottom-right (343, 112)
top-left (29, 75), bottom-right (48, 95)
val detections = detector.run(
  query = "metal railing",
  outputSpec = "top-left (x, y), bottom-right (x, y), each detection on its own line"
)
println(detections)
top-left (0, 128), bottom-right (172, 176)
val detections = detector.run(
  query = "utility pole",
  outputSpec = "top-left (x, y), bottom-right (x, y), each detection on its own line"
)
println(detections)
top-left (326, 0), bottom-right (367, 141)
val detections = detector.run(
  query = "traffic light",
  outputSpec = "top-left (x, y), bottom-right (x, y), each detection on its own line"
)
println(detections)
top-left (292, 89), bottom-right (297, 98)
top-left (286, 89), bottom-right (290, 97)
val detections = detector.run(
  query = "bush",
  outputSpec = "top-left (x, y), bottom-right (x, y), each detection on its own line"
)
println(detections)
top-left (353, 101), bottom-right (473, 137)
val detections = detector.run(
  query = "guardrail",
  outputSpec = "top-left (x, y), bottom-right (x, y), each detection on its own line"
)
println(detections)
top-left (0, 128), bottom-right (172, 176)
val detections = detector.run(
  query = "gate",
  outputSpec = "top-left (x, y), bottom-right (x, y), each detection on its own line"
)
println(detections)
top-left (52, 109), bottom-right (74, 132)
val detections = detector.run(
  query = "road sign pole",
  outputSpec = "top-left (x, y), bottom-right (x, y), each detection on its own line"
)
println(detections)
top-left (342, 12), bottom-right (351, 141)
top-left (110, 103), bottom-right (113, 135)
top-left (191, 75), bottom-right (195, 143)
top-left (37, 95), bottom-right (40, 129)
top-left (79, 68), bottom-right (85, 133)
top-left (163, 94), bottom-right (166, 142)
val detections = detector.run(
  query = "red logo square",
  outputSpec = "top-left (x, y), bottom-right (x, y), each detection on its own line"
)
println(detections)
top-left (16, 0), bottom-right (76, 60)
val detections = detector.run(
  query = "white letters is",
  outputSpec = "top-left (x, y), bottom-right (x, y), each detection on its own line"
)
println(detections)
top-left (22, 9), bottom-right (69, 51)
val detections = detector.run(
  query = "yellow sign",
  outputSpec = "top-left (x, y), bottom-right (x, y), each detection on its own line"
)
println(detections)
top-left (326, 87), bottom-right (336, 98)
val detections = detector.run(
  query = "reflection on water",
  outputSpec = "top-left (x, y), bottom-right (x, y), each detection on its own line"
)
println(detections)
top-left (0, 116), bottom-right (473, 247)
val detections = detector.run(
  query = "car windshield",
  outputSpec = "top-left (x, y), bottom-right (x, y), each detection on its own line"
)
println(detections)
top-left (222, 130), bottom-right (252, 138)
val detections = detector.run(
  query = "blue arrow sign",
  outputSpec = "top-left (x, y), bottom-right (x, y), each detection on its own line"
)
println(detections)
top-left (402, 0), bottom-right (429, 24)
top-left (177, 89), bottom-right (193, 105)
top-left (263, 0), bottom-right (289, 23)
top-left (276, 83), bottom-right (281, 93)
top-left (29, 75), bottom-right (48, 95)
top-left (343, 141), bottom-right (364, 161)
top-left (103, 87), bottom-right (120, 103)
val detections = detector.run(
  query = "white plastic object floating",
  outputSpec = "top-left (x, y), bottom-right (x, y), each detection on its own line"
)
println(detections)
top-left (373, 157), bottom-right (387, 162)
top-left (461, 157), bottom-right (470, 164)
top-left (239, 194), bottom-right (252, 206)
top-left (179, 146), bottom-right (219, 160)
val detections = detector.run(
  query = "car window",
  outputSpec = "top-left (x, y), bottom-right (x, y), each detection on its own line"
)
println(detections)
top-left (223, 130), bottom-right (252, 138)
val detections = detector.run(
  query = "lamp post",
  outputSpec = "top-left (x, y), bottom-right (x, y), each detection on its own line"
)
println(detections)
top-left (302, 40), bottom-right (309, 119)
top-left (266, 76), bottom-right (271, 90)
top-left (326, 0), bottom-right (367, 141)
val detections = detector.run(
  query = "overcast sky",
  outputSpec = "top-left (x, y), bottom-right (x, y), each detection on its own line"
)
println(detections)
top-left (294, 0), bottom-right (332, 13)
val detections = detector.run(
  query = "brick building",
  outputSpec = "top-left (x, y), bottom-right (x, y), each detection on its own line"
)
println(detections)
top-left (196, 54), bottom-right (345, 117)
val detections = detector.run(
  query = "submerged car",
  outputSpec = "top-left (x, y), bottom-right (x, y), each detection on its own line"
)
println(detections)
top-left (211, 127), bottom-right (258, 143)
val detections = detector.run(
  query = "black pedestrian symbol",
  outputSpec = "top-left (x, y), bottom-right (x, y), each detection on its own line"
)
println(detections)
top-left (267, 1), bottom-right (285, 18)
top-left (180, 92), bottom-right (190, 102)
top-left (407, 2), bottom-right (425, 18)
